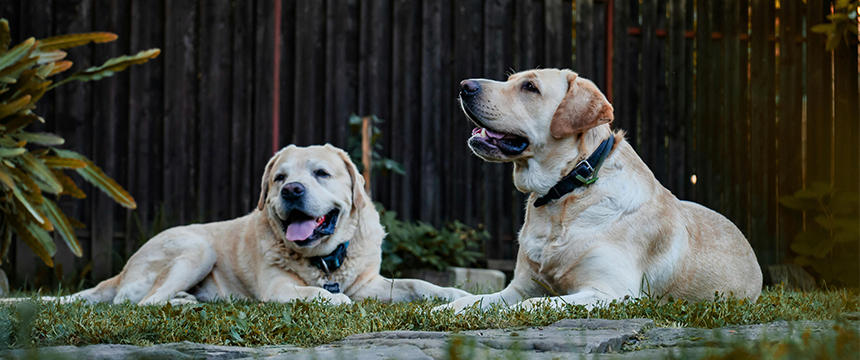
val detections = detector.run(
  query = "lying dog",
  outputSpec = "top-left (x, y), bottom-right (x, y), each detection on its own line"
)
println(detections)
top-left (437, 69), bottom-right (761, 313)
top-left (61, 144), bottom-right (469, 305)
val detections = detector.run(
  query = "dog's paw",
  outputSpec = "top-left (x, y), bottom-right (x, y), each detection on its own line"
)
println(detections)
top-left (168, 291), bottom-right (199, 306)
top-left (441, 287), bottom-right (472, 301)
top-left (327, 293), bottom-right (352, 305)
top-left (432, 295), bottom-right (486, 314)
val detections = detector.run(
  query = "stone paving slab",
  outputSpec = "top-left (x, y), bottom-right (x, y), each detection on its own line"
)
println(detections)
top-left (0, 318), bottom-right (855, 359)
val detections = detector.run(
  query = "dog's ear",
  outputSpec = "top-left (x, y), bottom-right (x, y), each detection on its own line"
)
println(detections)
top-left (257, 148), bottom-right (287, 211)
top-left (549, 72), bottom-right (614, 139)
top-left (325, 144), bottom-right (368, 212)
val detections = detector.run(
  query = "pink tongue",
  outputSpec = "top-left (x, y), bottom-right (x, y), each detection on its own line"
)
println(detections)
top-left (286, 220), bottom-right (317, 241)
top-left (485, 129), bottom-right (506, 139)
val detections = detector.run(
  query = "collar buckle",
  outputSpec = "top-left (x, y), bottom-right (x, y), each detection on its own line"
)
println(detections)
top-left (573, 159), bottom-right (596, 184)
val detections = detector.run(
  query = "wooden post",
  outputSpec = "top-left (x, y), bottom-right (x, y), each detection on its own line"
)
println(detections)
top-left (361, 116), bottom-right (372, 195)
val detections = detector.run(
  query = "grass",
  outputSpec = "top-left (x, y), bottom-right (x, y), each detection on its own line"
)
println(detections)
top-left (0, 287), bottom-right (857, 349)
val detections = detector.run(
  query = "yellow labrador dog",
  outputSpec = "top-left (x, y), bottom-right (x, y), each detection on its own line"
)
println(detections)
top-left (437, 69), bottom-right (761, 313)
top-left (60, 144), bottom-right (469, 305)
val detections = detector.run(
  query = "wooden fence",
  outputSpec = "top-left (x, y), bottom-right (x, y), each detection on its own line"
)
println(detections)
top-left (1, 0), bottom-right (858, 288)
top-left (576, 0), bottom-right (859, 279)
top-left (0, 0), bottom-right (573, 287)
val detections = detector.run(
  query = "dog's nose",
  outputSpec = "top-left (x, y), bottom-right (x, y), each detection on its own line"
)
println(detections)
top-left (281, 182), bottom-right (305, 200)
top-left (460, 80), bottom-right (480, 97)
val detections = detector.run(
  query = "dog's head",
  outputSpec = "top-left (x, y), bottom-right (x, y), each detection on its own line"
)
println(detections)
top-left (459, 68), bottom-right (614, 192)
top-left (257, 144), bottom-right (368, 251)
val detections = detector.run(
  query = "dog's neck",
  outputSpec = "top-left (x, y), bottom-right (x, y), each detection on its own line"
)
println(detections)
top-left (512, 124), bottom-right (618, 196)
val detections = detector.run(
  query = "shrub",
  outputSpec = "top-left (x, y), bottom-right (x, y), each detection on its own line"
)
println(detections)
top-left (0, 19), bottom-right (159, 266)
top-left (378, 204), bottom-right (487, 278)
top-left (779, 182), bottom-right (859, 287)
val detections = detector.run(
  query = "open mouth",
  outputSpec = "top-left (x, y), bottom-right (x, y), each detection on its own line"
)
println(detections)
top-left (281, 208), bottom-right (340, 247)
top-left (460, 99), bottom-right (529, 156)
top-left (469, 127), bottom-right (529, 155)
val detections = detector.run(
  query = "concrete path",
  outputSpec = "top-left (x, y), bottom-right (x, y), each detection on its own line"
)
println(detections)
top-left (1, 317), bottom-right (856, 359)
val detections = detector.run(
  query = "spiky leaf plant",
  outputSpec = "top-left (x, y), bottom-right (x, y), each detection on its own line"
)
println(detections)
top-left (0, 19), bottom-right (159, 267)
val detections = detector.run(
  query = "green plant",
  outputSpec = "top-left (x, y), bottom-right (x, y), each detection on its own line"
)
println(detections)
top-left (0, 19), bottom-right (159, 267)
top-left (378, 204), bottom-right (486, 277)
top-left (346, 114), bottom-right (405, 176)
top-left (811, 0), bottom-right (859, 51)
top-left (779, 182), bottom-right (859, 287)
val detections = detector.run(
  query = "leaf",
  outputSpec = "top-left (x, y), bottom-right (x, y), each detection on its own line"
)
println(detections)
top-left (0, 147), bottom-right (25, 157)
top-left (834, 230), bottom-right (860, 244)
top-left (53, 148), bottom-right (136, 209)
top-left (41, 198), bottom-right (82, 257)
top-left (36, 32), bottom-right (118, 51)
top-left (52, 170), bottom-right (86, 199)
top-left (0, 167), bottom-right (45, 225)
top-left (2, 113), bottom-right (37, 132)
top-left (47, 60), bottom-right (73, 76)
top-left (16, 132), bottom-right (65, 146)
top-left (0, 95), bottom-right (32, 120)
top-left (11, 219), bottom-right (56, 267)
top-left (0, 37), bottom-right (35, 72)
top-left (36, 50), bottom-right (67, 65)
top-left (49, 48), bottom-right (160, 89)
top-left (42, 156), bottom-right (86, 169)
top-left (19, 152), bottom-right (63, 194)
top-left (790, 230), bottom-right (834, 258)
top-left (0, 19), bottom-right (10, 53)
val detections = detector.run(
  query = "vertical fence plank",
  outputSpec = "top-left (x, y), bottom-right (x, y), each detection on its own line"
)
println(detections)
top-left (681, 0), bottom-right (695, 203)
top-left (53, 0), bottom-right (93, 284)
top-left (452, 0), bottom-right (482, 226)
top-left (199, 0), bottom-right (233, 222)
top-left (419, 0), bottom-right (446, 225)
top-left (276, 0), bottom-right (296, 147)
top-left (359, 0), bottom-right (392, 200)
top-left (324, 0), bottom-right (358, 150)
top-left (831, 7), bottom-right (859, 285)
top-left (292, 0), bottom-right (326, 147)
top-left (91, 0), bottom-right (129, 277)
top-left (776, 0), bottom-right (803, 264)
top-left (750, 0), bottom-right (776, 271)
top-left (163, 0), bottom-right (196, 225)
top-left (667, 0), bottom-right (689, 199)
top-left (805, 0), bottom-right (833, 189)
top-left (252, 0), bottom-right (274, 198)
top-left (612, 0), bottom-right (640, 152)
top-left (229, 0), bottom-right (256, 216)
top-left (728, 0), bottom-right (751, 235)
top-left (693, 0), bottom-right (709, 206)
top-left (482, 0), bottom-right (514, 261)
top-left (389, 0), bottom-right (420, 219)
top-left (711, 0), bottom-right (728, 221)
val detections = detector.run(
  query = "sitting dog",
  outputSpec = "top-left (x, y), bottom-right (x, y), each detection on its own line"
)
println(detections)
top-left (63, 144), bottom-right (469, 305)
top-left (437, 69), bottom-right (761, 313)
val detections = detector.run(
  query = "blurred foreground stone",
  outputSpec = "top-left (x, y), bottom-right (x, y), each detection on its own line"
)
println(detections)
top-left (2, 318), bottom-right (857, 359)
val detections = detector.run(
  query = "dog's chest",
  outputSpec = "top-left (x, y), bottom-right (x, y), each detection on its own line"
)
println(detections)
top-left (520, 199), bottom-right (617, 267)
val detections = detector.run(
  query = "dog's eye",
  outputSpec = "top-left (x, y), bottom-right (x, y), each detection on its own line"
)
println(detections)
top-left (522, 81), bottom-right (540, 94)
top-left (314, 169), bottom-right (330, 178)
top-left (273, 174), bottom-right (286, 182)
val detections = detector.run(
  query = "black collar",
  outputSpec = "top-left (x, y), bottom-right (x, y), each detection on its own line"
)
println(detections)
top-left (309, 241), bottom-right (349, 274)
top-left (533, 135), bottom-right (615, 207)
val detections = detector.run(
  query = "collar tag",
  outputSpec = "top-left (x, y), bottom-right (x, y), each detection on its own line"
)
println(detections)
top-left (323, 282), bottom-right (341, 294)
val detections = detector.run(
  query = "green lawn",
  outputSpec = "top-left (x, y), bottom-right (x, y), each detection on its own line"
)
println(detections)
top-left (0, 287), bottom-right (857, 349)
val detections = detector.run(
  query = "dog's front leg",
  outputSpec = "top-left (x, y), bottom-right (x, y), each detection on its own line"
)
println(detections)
top-left (260, 276), bottom-right (351, 305)
top-left (350, 275), bottom-right (471, 303)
